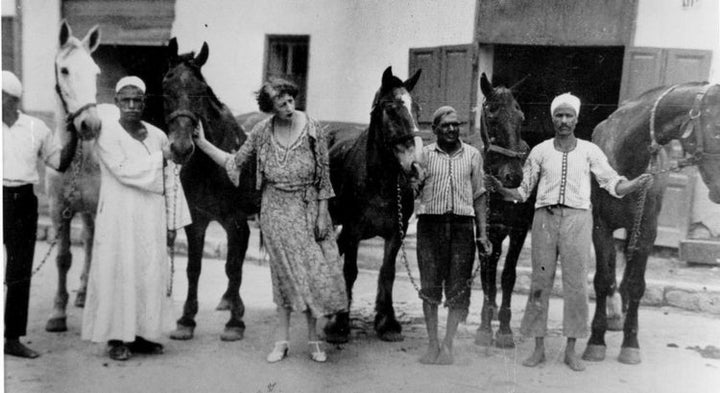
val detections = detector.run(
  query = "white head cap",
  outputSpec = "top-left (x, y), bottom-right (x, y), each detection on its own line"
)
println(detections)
top-left (2, 70), bottom-right (22, 97)
top-left (550, 93), bottom-right (580, 116)
top-left (115, 76), bottom-right (146, 94)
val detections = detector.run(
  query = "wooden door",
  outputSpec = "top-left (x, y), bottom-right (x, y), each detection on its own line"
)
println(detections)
top-left (409, 44), bottom-right (474, 140)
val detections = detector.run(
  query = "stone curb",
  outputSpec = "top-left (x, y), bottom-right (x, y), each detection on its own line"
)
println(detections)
top-left (37, 217), bottom-right (720, 315)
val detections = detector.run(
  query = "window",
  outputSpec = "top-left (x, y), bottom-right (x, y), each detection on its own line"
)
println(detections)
top-left (264, 35), bottom-right (309, 110)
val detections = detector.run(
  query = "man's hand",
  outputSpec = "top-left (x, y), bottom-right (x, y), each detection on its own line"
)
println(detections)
top-left (476, 235), bottom-right (492, 257)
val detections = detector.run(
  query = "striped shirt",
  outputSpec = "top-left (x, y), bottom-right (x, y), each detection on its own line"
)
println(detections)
top-left (417, 142), bottom-right (486, 217)
top-left (518, 139), bottom-right (626, 210)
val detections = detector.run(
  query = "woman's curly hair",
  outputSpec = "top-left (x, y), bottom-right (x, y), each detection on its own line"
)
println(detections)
top-left (256, 77), bottom-right (299, 113)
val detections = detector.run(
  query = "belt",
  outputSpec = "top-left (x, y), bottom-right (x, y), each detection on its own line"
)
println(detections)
top-left (542, 204), bottom-right (570, 215)
top-left (3, 184), bottom-right (34, 200)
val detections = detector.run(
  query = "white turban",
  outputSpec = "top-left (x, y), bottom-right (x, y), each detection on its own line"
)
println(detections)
top-left (550, 93), bottom-right (580, 116)
top-left (2, 70), bottom-right (22, 97)
top-left (115, 76), bottom-right (146, 94)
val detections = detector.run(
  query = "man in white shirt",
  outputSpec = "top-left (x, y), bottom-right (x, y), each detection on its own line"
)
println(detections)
top-left (490, 93), bottom-right (652, 371)
top-left (3, 70), bottom-right (78, 358)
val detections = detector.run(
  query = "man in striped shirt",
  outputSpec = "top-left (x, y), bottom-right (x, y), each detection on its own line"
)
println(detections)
top-left (415, 106), bottom-right (491, 365)
top-left (490, 93), bottom-right (652, 371)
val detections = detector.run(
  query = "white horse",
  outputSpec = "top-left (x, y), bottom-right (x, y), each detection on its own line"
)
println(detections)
top-left (45, 20), bottom-right (103, 332)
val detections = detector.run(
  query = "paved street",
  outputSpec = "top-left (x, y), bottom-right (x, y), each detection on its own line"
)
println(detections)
top-left (3, 241), bottom-right (720, 393)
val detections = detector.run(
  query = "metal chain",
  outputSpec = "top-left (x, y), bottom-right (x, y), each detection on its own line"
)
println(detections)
top-left (166, 164), bottom-right (180, 297)
top-left (4, 143), bottom-right (84, 286)
top-left (398, 174), bottom-right (488, 307)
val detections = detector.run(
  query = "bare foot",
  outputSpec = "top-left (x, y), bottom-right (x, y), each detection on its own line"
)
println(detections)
top-left (564, 352), bottom-right (586, 371)
top-left (435, 343), bottom-right (454, 365)
top-left (522, 351), bottom-right (546, 367)
top-left (419, 343), bottom-right (440, 364)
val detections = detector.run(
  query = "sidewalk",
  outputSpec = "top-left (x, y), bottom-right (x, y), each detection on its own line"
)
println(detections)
top-left (36, 215), bottom-right (720, 315)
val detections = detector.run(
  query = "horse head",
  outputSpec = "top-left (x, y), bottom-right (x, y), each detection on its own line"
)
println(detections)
top-left (55, 20), bottom-right (102, 140)
top-left (162, 37), bottom-right (214, 164)
top-left (480, 73), bottom-right (526, 188)
top-left (678, 83), bottom-right (720, 203)
top-left (369, 66), bottom-right (422, 174)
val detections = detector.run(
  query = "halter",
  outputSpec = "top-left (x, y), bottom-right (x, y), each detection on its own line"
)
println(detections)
top-left (165, 109), bottom-right (198, 126)
top-left (480, 100), bottom-right (527, 160)
top-left (649, 83), bottom-right (720, 166)
top-left (54, 67), bottom-right (97, 132)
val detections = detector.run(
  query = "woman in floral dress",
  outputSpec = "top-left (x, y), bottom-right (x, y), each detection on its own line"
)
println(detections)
top-left (193, 78), bottom-right (347, 363)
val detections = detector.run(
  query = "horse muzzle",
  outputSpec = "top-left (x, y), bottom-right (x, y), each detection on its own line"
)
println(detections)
top-left (72, 105), bottom-right (101, 140)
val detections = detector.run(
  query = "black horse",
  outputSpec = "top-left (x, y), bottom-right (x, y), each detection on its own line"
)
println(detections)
top-left (162, 38), bottom-right (260, 341)
top-left (323, 66), bottom-right (422, 343)
top-left (584, 82), bottom-right (720, 364)
top-left (472, 73), bottom-right (533, 349)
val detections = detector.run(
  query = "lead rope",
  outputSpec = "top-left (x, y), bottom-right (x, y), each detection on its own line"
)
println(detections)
top-left (398, 174), bottom-right (488, 307)
top-left (4, 143), bottom-right (83, 286)
top-left (166, 164), bottom-right (180, 297)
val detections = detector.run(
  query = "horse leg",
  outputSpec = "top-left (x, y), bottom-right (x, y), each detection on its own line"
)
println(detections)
top-left (170, 219), bottom-right (209, 340)
top-left (74, 212), bottom-right (94, 308)
top-left (605, 240), bottom-right (624, 331)
top-left (582, 223), bottom-right (615, 361)
top-left (475, 230), bottom-right (502, 346)
top-left (496, 227), bottom-right (527, 348)
top-left (46, 217), bottom-right (72, 332)
top-left (218, 216), bottom-right (249, 341)
top-left (375, 234), bottom-right (403, 342)
top-left (617, 244), bottom-right (651, 365)
top-left (323, 229), bottom-right (358, 344)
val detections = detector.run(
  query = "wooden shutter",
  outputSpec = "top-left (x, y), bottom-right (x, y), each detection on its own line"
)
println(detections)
top-left (440, 45), bottom-right (474, 124)
top-left (409, 47), bottom-right (440, 125)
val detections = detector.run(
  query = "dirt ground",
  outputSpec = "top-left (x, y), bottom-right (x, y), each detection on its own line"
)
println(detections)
top-left (4, 242), bottom-right (720, 393)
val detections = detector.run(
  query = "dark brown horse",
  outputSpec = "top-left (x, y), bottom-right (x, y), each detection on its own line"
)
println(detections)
top-left (584, 82), bottom-right (720, 364)
top-left (323, 66), bottom-right (422, 343)
top-left (162, 38), bottom-right (260, 341)
top-left (473, 73), bottom-right (533, 349)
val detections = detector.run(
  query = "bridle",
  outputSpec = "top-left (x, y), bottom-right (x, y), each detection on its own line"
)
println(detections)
top-left (165, 109), bottom-right (198, 127)
top-left (54, 65), bottom-right (97, 132)
top-left (480, 99), bottom-right (528, 160)
top-left (649, 83), bottom-right (720, 167)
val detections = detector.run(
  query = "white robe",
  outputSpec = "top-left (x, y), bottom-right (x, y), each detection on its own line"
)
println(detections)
top-left (82, 106), bottom-right (190, 343)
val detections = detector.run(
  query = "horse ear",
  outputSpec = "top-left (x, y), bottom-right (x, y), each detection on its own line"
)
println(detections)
top-left (404, 69), bottom-right (422, 92)
top-left (59, 19), bottom-right (72, 47)
top-left (168, 37), bottom-right (179, 58)
top-left (194, 42), bottom-right (209, 67)
top-left (83, 25), bottom-right (101, 53)
top-left (480, 73), bottom-right (494, 98)
top-left (381, 66), bottom-right (394, 88)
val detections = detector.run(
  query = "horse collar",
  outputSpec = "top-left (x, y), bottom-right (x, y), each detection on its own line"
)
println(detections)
top-left (648, 84), bottom-right (679, 154)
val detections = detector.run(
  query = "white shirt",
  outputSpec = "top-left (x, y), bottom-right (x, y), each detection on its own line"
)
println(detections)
top-left (3, 112), bottom-right (59, 186)
top-left (518, 138), bottom-right (626, 210)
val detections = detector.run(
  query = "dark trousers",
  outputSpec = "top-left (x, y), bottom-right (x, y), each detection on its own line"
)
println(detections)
top-left (3, 185), bottom-right (38, 339)
top-left (416, 214), bottom-right (476, 309)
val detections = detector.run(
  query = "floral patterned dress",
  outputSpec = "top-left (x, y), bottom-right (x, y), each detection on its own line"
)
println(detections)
top-left (225, 114), bottom-right (347, 317)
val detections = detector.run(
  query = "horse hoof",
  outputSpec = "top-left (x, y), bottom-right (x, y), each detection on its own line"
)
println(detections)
top-left (495, 332), bottom-right (515, 349)
top-left (324, 331), bottom-right (349, 344)
top-left (618, 347), bottom-right (641, 365)
top-left (169, 325), bottom-right (195, 340)
top-left (215, 298), bottom-right (231, 311)
top-left (220, 327), bottom-right (244, 342)
top-left (74, 292), bottom-right (86, 308)
top-left (45, 317), bottom-right (68, 332)
top-left (474, 329), bottom-right (493, 346)
top-left (607, 316), bottom-right (624, 331)
top-left (582, 344), bottom-right (606, 362)
top-left (378, 331), bottom-right (404, 342)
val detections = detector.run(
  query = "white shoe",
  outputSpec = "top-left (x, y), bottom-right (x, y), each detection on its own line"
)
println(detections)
top-left (308, 341), bottom-right (327, 363)
top-left (266, 341), bottom-right (289, 363)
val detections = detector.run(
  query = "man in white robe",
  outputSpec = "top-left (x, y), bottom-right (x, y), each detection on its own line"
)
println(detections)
top-left (81, 76), bottom-right (190, 361)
